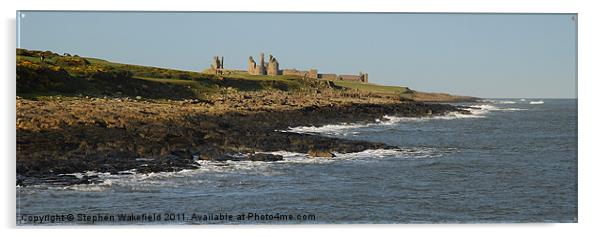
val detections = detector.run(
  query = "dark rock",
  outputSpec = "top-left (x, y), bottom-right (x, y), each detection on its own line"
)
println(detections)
top-left (308, 149), bottom-right (335, 158)
top-left (246, 153), bottom-right (283, 161)
top-left (16, 96), bottom-right (466, 186)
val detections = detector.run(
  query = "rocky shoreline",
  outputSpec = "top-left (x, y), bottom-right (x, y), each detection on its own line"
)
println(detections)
top-left (16, 91), bottom-right (471, 186)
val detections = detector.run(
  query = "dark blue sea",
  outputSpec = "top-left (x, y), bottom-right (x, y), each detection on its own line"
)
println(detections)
top-left (16, 99), bottom-right (577, 224)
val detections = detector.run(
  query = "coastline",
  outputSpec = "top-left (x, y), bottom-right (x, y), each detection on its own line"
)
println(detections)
top-left (16, 90), bottom-right (471, 186)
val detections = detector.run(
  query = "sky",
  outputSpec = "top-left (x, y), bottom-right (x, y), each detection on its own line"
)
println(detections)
top-left (17, 11), bottom-right (577, 98)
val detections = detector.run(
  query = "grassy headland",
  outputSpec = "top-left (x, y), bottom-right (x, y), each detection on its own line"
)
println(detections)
top-left (16, 49), bottom-right (475, 186)
top-left (17, 48), bottom-right (473, 102)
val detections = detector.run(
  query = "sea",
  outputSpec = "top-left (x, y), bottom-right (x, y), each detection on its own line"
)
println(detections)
top-left (16, 99), bottom-right (577, 225)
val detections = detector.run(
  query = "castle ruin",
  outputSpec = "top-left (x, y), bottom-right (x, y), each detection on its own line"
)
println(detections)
top-left (211, 56), bottom-right (224, 74)
top-left (210, 52), bottom-right (368, 83)
top-left (337, 72), bottom-right (369, 83)
top-left (248, 53), bottom-right (280, 76)
top-left (267, 54), bottom-right (279, 75)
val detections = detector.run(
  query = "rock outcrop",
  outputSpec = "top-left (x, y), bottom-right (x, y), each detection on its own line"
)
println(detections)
top-left (16, 90), bottom-right (467, 186)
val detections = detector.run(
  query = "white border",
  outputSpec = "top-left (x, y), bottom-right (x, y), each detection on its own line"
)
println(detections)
top-left (2, 0), bottom-right (600, 236)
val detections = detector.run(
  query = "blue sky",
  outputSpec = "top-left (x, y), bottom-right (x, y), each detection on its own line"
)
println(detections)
top-left (17, 12), bottom-right (577, 98)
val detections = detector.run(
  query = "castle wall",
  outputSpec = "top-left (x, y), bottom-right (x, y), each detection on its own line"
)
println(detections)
top-left (318, 74), bottom-right (337, 80)
top-left (267, 64), bottom-right (278, 75)
top-left (282, 69), bottom-right (318, 79)
top-left (247, 56), bottom-right (265, 75)
top-left (211, 56), bottom-right (223, 70)
top-left (337, 74), bottom-right (363, 82)
top-left (241, 53), bottom-right (367, 83)
top-left (281, 69), bottom-right (306, 77)
top-left (267, 55), bottom-right (279, 75)
top-left (247, 56), bottom-right (258, 75)
top-left (258, 53), bottom-right (266, 75)
top-left (360, 73), bottom-right (368, 83)
top-left (308, 69), bottom-right (318, 79)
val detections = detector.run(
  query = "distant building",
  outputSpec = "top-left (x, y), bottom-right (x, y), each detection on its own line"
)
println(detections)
top-left (211, 52), bottom-right (368, 83)
top-left (210, 56), bottom-right (224, 74)
top-left (267, 54), bottom-right (279, 75)
top-left (282, 69), bottom-right (318, 79)
top-left (248, 53), bottom-right (267, 75)
top-left (336, 72), bottom-right (368, 83)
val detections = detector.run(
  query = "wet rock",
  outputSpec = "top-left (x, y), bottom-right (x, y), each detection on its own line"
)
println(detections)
top-left (308, 149), bottom-right (335, 158)
top-left (246, 153), bottom-right (283, 161)
top-left (16, 92), bottom-right (467, 186)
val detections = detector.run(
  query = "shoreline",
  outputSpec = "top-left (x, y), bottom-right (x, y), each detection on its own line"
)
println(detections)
top-left (16, 92), bottom-right (470, 186)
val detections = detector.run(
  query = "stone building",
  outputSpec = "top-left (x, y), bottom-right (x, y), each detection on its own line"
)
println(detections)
top-left (336, 72), bottom-right (368, 83)
top-left (248, 53), bottom-right (267, 75)
top-left (211, 56), bottom-right (224, 74)
top-left (282, 69), bottom-right (318, 79)
top-left (241, 52), bottom-right (368, 83)
top-left (267, 54), bottom-right (279, 75)
top-left (247, 56), bottom-right (257, 74)
top-left (318, 73), bottom-right (337, 80)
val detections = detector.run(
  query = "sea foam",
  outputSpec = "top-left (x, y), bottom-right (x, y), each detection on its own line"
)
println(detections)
top-left (483, 99), bottom-right (517, 104)
top-left (282, 102), bottom-right (527, 136)
top-left (283, 123), bottom-right (367, 136)
top-left (529, 100), bottom-right (544, 104)
top-left (49, 147), bottom-right (450, 191)
top-left (261, 147), bottom-right (449, 163)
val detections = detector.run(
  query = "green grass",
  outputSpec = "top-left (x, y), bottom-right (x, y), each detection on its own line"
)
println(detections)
top-left (17, 55), bottom-right (48, 63)
top-left (217, 72), bottom-right (306, 91)
top-left (84, 57), bottom-right (122, 67)
top-left (134, 76), bottom-right (220, 98)
top-left (85, 56), bottom-right (403, 96)
top-left (330, 80), bottom-right (408, 95)
top-left (225, 72), bottom-right (302, 81)
top-left (84, 56), bottom-right (205, 81)
top-left (17, 48), bottom-right (411, 99)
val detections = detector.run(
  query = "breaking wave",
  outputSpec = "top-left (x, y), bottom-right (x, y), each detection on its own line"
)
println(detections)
top-left (483, 99), bottom-right (517, 104)
top-left (470, 104), bottom-right (526, 112)
top-left (283, 123), bottom-right (367, 136)
top-left (282, 110), bottom-right (485, 135)
top-left (529, 100), bottom-right (544, 104)
top-left (41, 103), bottom-right (527, 192)
top-left (46, 147), bottom-right (451, 191)
top-left (283, 104), bottom-right (526, 135)
top-left (261, 147), bottom-right (451, 163)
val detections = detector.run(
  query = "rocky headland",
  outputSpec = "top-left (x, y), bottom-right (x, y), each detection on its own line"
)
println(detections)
top-left (16, 48), bottom-right (476, 186)
top-left (16, 90), bottom-right (471, 186)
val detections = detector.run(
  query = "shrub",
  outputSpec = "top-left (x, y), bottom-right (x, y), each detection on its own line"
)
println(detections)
top-left (54, 56), bottom-right (91, 67)
top-left (17, 61), bottom-right (72, 94)
top-left (91, 69), bottom-right (133, 80)
top-left (177, 73), bottom-right (191, 80)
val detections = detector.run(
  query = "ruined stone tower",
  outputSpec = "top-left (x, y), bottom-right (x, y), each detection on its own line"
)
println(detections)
top-left (267, 54), bottom-right (279, 75)
top-left (258, 53), bottom-right (266, 75)
top-left (211, 56), bottom-right (223, 70)
top-left (247, 56), bottom-right (257, 74)
top-left (242, 52), bottom-right (368, 83)
top-left (360, 72), bottom-right (368, 83)
top-left (247, 53), bottom-right (268, 75)
top-left (211, 56), bottom-right (224, 74)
